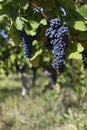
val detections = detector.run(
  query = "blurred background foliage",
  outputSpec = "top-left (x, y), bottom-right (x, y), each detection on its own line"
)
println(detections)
top-left (0, 60), bottom-right (87, 130)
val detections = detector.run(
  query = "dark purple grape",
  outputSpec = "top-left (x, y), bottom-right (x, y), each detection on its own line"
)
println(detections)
top-left (82, 50), bottom-right (87, 69)
top-left (45, 18), bottom-right (69, 72)
top-left (20, 30), bottom-right (34, 58)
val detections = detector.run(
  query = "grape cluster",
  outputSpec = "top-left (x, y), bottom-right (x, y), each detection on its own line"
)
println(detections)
top-left (82, 50), bottom-right (87, 68)
top-left (20, 30), bottom-right (34, 58)
top-left (45, 18), bottom-right (69, 72)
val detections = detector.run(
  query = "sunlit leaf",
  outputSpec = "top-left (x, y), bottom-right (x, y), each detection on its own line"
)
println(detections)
top-left (30, 49), bottom-right (42, 60)
top-left (77, 43), bottom-right (84, 52)
top-left (30, 20), bottom-right (39, 30)
top-left (15, 17), bottom-right (24, 30)
top-left (79, 5), bottom-right (87, 19)
top-left (69, 52), bottom-right (82, 59)
top-left (40, 19), bottom-right (47, 25)
top-left (74, 21), bottom-right (87, 31)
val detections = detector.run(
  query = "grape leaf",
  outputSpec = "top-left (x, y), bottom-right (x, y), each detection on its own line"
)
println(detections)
top-left (39, 0), bottom-right (56, 10)
top-left (69, 52), bottom-right (82, 60)
top-left (77, 43), bottom-right (84, 52)
top-left (77, 32), bottom-right (87, 40)
top-left (74, 21), bottom-right (87, 31)
top-left (26, 29), bottom-right (37, 36)
top-left (0, 68), bottom-right (4, 74)
top-left (79, 5), bottom-right (87, 19)
top-left (19, 0), bottom-right (28, 10)
top-left (30, 20), bottom-right (39, 30)
top-left (40, 19), bottom-right (47, 25)
top-left (30, 49), bottom-right (42, 60)
top-left (15, 17), bottom-right (24, 30)
top-left (59, 0), bottom-right (75, 10)
top-left (9, 24), bottom-right (21, 43)
top-left (0, 3), bottom-right (19, 19)
top-left (30, 56), bottom-right (39, 67)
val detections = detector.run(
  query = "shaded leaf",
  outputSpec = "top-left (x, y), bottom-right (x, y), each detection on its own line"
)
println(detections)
top-left (77, 32), bottom-right (87, 40)
top-left (19, 0), bottom-right (28, 10)
top-left (30, 56), bottom-right (39, 67)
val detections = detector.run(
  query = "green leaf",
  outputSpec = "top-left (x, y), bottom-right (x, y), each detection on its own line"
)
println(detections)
top-left (15, 17), bottom-right (24, 30)
top-left (66, 42), bottom-right (77, 56)
top-left (40, 19), bottom-right (47, 25)
top-left (10, 54), bottom-right (16, 63)
top-left (26, 19), bottom-right (45, 35)
top-left (77, 43), bottom-right (84, 52)
top-left (69, 52), bottom-right (82, 60)
top-left (30, 56), bottom-right (39, 67)
top-left (9, 24), bottom-right (21, 43)
top-left (27, 20), bottom-right (40, 35)
top-left (0, 4), bottom-right (2, 9)
top-left (30, 20), bottom-right (39, 30)
top-left (0, 3), bottom-right (19, 19)
top-left (26, 29), bottom-right (37, 35)
top-left (79, 5), bottom-right (87, 19)
top-left (77, 32), bottom-right (87, 40)
top-left (39, 0), bottom-right (56, 10)
top-left (60, 0), bottom-right (75, 10)
top-left (30, 49), bottom-right (42, 61)
top-left (0, 15), bottom-right (6, 22)
top-left (0, 68), bottom-right (4, 74)
top-left (19, 0), bottom-right (28, 10)
top-left (74, 21), bottom-right (87, 31)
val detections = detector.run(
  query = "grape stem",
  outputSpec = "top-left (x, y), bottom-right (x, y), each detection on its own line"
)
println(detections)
top-left (30, 2), bottom-right (50, 23)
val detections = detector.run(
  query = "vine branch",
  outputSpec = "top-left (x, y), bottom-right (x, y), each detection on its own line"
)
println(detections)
top-left (29, 1), bottom-right (50, 23)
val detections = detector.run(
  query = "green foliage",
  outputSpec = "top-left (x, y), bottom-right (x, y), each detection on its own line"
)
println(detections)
top-left (0, 0), bottom-right (87, 71)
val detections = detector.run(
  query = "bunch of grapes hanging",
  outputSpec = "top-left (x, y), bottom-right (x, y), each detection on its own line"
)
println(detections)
top-left (20, 29), bottom-right (34, 58)
top-left (45, 18), bottom-right (69, 73)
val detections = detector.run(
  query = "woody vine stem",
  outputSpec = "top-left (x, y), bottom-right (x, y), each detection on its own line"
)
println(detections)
top-left (29, 1), bottom-right (50, 22)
